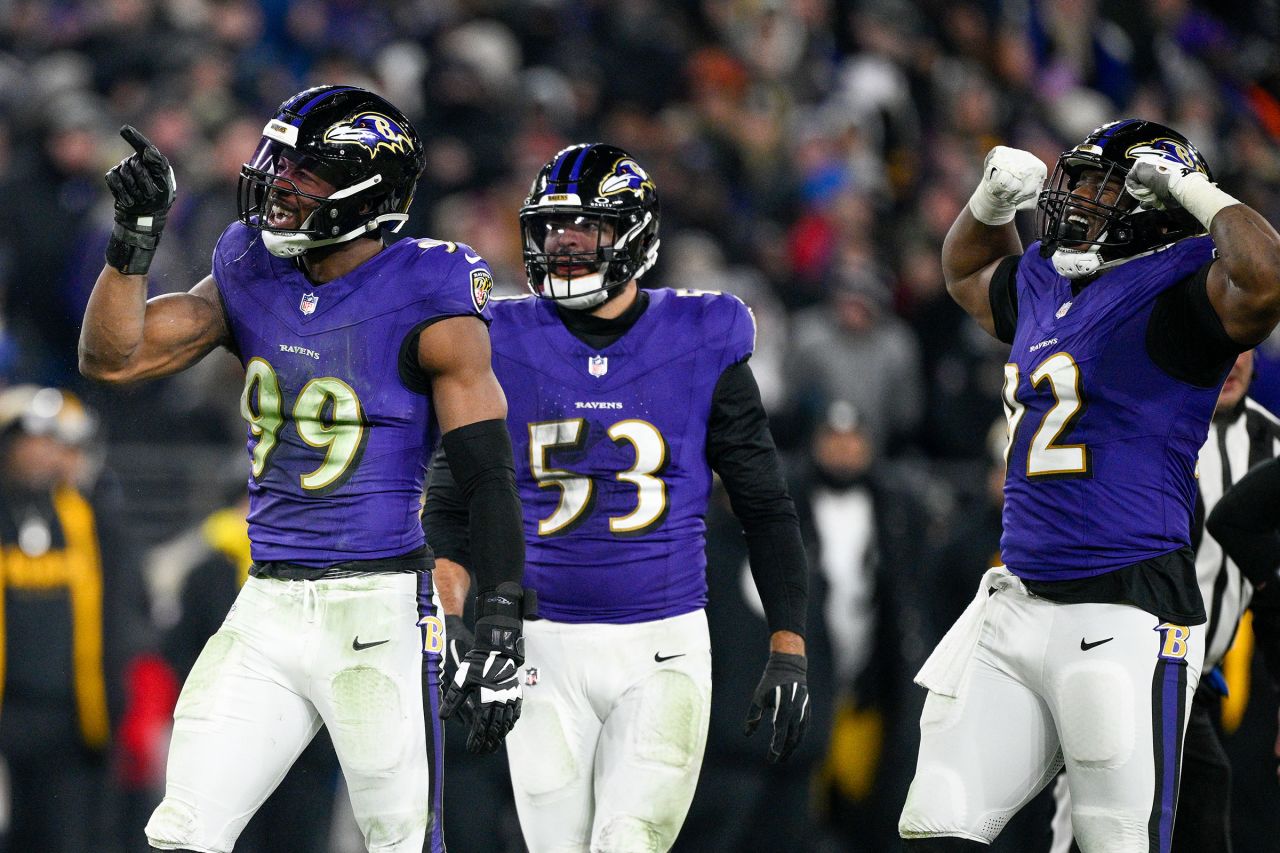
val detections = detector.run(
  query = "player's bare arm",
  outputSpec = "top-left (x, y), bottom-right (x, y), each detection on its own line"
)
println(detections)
top-left (79, 126), bottom-right (229, 384)
top-left (417, 315), bottom-right (506, 431)
top-left (1125, 155), bottom-right (1280, 346)
top-left (434, 557), bottom-right (471, 618)
top-left (942, 146), bottom-right (1047, 337)
top-left (80, 274), bottom-right (229, 383)
top-left (1202, 207), bottom-right (1280, 345)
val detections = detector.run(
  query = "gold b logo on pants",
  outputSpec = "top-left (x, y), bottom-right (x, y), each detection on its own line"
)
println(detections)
top-left (1154, 623), bottom-right (1191, 661)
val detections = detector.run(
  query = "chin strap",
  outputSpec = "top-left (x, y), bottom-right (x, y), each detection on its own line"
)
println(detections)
top-left (1051, 241), bottom-right (1175, 280)
top-left (261, 212), bottom-right (408, 258)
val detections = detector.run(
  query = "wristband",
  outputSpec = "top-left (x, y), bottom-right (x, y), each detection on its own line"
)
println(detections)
top-left (105, 220), bottom-right (164, 276)
top-left (1170, 172), bottom-right (1240, 230)
top-left (968, 185), bottom-right (1017, 227)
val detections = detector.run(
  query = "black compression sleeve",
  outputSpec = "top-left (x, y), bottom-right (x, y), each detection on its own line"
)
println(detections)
top-left (1206, 457), bottom-right (1280, 588)
top-left (707, 360), bottom-right (808, 637)
top-left (988, 255), bottom-right (1020, 345)
top-left (439, 419), bottom-right (525, 592)
top-left (422, 447), bottom-right (472, 567)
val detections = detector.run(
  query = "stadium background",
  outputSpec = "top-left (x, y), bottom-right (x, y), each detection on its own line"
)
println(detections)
top-left (1, 0), bottom-right (1279, 850)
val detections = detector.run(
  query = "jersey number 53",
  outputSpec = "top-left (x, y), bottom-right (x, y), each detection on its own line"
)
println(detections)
top-left (528, 418), bottom-right (668, 537)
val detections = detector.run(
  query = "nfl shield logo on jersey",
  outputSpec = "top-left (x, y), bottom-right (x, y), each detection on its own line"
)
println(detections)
top-left (525, 667), bottom-right (539, 687)
top-left (299, 292), bottom-right (319, 315)
top-left (588, 355), bottom-right (608, 377)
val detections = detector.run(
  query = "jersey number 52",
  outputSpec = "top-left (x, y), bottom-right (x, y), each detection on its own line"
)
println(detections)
top-left (1002, 352), bottom-right (1092, 477)
top-left (528, 418), bottom-right (668, 537)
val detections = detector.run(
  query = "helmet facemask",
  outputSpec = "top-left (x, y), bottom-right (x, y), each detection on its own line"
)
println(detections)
top-left (1036, 120), bottom-right (1210, 279)
top-left (236, 86), bottom-right (424, 259)
top-left (238, 139), bottom-right (405, 258)
top-left (1037, 153), bottom-right (1146, 278)
top-left (521, 206), bottom-right (658, 310)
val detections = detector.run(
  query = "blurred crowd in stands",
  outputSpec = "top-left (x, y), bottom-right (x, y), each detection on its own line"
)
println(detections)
top-left (1, 0), bottom-right (1279, 851)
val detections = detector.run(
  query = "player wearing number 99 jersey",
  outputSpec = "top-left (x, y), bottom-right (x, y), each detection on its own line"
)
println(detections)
top-left (898, 121), bottom-right (1280, 853)
top-left (424, 143), bottom-right (811, 853)
top-left (79, 85), bottom-right (529, 853)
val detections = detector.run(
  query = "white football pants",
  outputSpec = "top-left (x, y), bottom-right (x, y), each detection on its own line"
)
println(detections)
top-left (506, 609), bottom-right (712, 853)
top-left (899, 573), bottom-right (1202, 853)
top-left (146, 573), bottom-right (446, 853)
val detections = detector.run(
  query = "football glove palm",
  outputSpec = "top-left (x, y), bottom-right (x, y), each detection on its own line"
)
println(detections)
top-left (744, 652), bottom-right (810, 764)
top-left (104, 125), bottom-right (176, 275)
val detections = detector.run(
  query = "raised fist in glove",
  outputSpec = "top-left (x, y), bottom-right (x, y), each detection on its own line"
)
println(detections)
top-left (439, 583), bottom-right (530, 754)
top-left (1124, 152), bottom-right (1202, 211)
top-left (104, 125), bottom-right (176, 275)
top-left (969, 146), bottom-right (1048, 226)
top-left (744, 652), bottom-right (810, 764)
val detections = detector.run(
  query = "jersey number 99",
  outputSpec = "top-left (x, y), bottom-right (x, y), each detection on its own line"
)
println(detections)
top-left (240, 358), bottom-right (369, 494)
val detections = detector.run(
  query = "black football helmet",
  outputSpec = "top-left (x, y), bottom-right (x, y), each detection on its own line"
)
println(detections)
top-left (1036, 119), bottom-right (1212, 278)
top-left (238, 85), bottom-right (426, 258)
top-left (520, 143), bottom-right (660, 309)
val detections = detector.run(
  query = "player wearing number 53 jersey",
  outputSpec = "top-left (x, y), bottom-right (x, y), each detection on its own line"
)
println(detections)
top-left (424, 144), bottom-right (810, 853)
top-left (898, 120), bottom-right (1280, 853)
top-left (79, 86), bottom-right (529, 853)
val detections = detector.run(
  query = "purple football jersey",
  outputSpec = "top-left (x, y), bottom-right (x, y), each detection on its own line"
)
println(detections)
top-left (1000, 237), bottom-right (1221, 580)
top-left (489, 288), bottom-right (756, 623)
top-left (213, 224), bottom-right (494, 565)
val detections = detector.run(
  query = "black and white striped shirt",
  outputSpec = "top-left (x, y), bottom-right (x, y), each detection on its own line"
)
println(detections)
top-left (1193, 397), bottom-right (1280, 670)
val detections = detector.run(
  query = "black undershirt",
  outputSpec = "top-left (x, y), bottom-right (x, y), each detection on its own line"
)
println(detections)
top-left (986, 255), bottom-right (1247, 624)
top-left (423, 291), bottom-right (808, 636)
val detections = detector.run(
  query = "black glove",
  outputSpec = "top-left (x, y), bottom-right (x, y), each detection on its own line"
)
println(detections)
top-left (744, 652), bottom-right (810, 763)
top-left (439, 583), bottom-right (531, 754)
top-left (104, 125), bottom-right (176, 275)
top-left (441, 614), bottom-right (476, 727)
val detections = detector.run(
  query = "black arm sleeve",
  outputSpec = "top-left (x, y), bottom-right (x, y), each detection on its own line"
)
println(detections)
top-left (438, 419), bottom-right (524, 592)
top-left (989, 255), bottom-right (1020, 344)
top-left (1206, 456), bottom-right (1280, 589)
top-left (706, 360), bottom-right (808, 637)
top-left (422, 446), bottom-right (472, 568)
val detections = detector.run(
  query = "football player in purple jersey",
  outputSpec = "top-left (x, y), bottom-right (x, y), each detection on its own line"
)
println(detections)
top-left (897, 121), bottom-right (1280, 853)
top-left (79, 85), bottom-right (528, 853)
top-left (423, 144), bottom-right (811, 852)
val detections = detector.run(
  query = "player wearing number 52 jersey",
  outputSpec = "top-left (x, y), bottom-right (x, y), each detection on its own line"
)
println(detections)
top-left (79, 85), bottom-right (529, 853)
top-left (898, 120), bottom-right (1280, 853)
top-left (424, 144), bottom-right (811, 853)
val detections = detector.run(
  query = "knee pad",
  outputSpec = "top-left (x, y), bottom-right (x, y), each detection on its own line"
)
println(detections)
top-left (1070, 807), bottom-right (1147, 852)
top-left (145, 799), bottom-right (204, 851)
top-left (633, 670), bottom-right (704, 769)
top-left (1057, 662), bottom-right (1134, 768)
top-left (509, 701), bottom-right (579, 798)
top-left (329, 665), bottom-right (403, 774)
top-left (174, 633), bottom-right (241, 722)
top-left (898, 765), bottom-right (971, 839)
top-left (593, 815), bottom-right (664, 853)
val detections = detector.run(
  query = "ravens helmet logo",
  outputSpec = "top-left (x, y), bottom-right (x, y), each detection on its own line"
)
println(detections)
top-left (323, 112), bottom-right (413, 158)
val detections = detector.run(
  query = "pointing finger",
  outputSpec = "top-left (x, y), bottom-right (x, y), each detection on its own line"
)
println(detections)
top-left (119, 125), bottom-right (155, 156)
